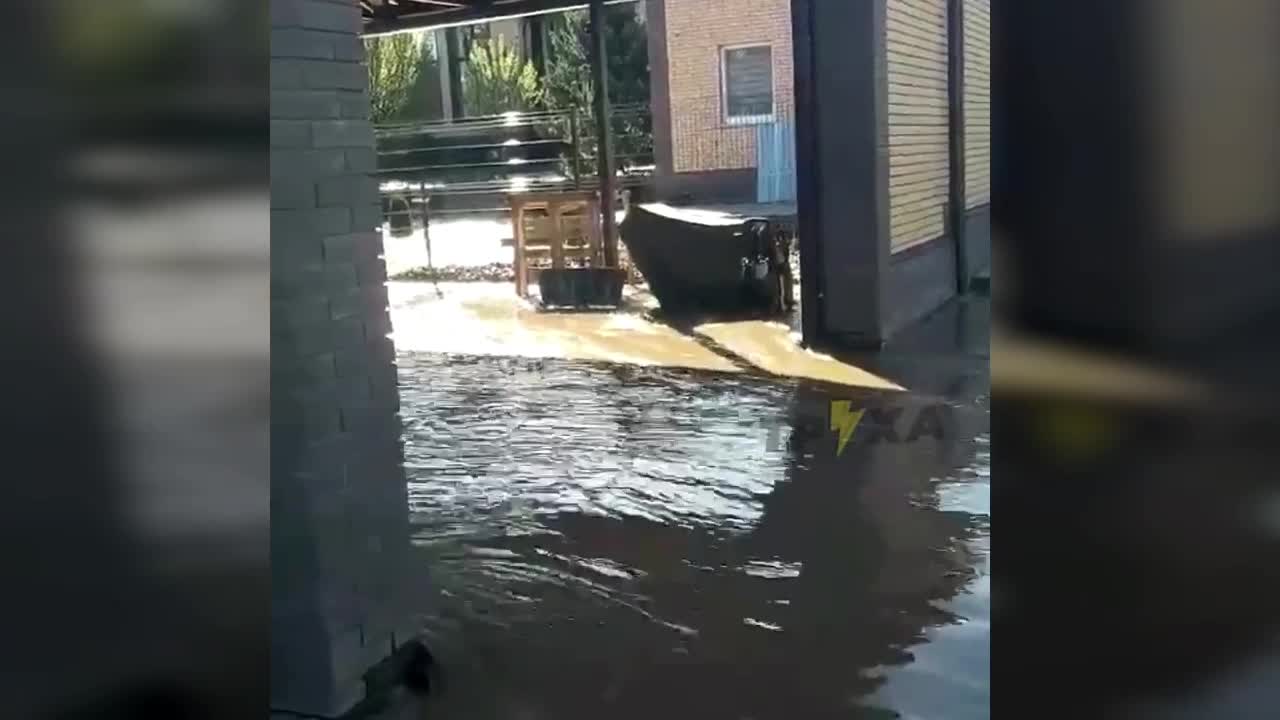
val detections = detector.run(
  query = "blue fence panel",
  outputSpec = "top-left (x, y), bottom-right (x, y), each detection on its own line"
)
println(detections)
top-left (755, 119), bottom-right (797, 203)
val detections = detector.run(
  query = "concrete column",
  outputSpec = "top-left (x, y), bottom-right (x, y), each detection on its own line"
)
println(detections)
top-left (270, 1), bottom-right (417, 716)
top-left (792, 0), bottom-right (891, 348)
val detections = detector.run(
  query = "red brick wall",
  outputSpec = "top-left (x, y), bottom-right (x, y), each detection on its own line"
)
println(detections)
top-left (663, 0), bottom-right (794, 173)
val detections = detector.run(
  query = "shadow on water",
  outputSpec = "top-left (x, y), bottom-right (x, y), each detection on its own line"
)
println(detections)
top-left (396, 300), bottom-right (990, 720)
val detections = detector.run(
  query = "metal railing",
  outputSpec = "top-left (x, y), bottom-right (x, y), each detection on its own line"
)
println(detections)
top-left (374, 105), bottom-right (654, 219)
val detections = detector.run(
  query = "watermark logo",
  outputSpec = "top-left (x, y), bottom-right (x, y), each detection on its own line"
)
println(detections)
top-left (829, 400), bottom-right (865, 456)
top-left (766, 400), bottom-right (953, 454)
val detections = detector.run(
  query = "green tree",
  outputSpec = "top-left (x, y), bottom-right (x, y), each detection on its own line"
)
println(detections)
top-left (543, 12), bottom-right (594, 113)
top-left (365, 33), bottom-right (425, 124)
top-left (399, 39), bottom-right (445, 122)
top-left (462, 38), bottom-right (544, 116)
top-left (543, 8), bottom-right (652, 171)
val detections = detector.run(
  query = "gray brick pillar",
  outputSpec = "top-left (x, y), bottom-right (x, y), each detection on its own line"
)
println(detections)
top-left (270, 1), bottom-right (416, 716)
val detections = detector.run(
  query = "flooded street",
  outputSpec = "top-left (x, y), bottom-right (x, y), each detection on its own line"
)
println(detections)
top-left (392, 293), bottom-right (990, 719)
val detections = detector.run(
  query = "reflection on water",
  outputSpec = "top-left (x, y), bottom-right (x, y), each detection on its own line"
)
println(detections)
top-left (695, 320), bottom-right (905, 391)
top-left (391, 282), bottom-right (742, 373)
top-left (873, 434), bottom-right (990, 720)
top-left (389, 282), bottom-right (905, 390)
top-left (399, 350), bottom-right (990, 719)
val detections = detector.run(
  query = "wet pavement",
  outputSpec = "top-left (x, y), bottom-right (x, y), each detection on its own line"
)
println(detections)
top-left (391, 290), bottom-right (990, 719)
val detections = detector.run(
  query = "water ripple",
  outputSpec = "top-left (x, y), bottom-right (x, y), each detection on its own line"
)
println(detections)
top-left (398, 350), bottom-right (990, 719)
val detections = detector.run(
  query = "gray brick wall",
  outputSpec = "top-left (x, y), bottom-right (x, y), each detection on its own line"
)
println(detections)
top-left (270, 1), bottom-right (414, 717)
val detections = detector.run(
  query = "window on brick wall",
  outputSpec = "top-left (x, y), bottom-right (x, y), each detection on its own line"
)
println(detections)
top-left (721, 44), bottom-right (775, 124)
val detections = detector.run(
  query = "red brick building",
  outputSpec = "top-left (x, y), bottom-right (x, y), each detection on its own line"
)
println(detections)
top-left (646, 0), bottom-right (992, 338)
top-left (646, 0), bottom-right (991, 244)
top-left (647, 0), bottom-right (796, 202)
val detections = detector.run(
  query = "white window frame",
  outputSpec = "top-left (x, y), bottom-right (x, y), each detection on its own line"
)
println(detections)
top-left (720, 43), bottom-right (776, 126)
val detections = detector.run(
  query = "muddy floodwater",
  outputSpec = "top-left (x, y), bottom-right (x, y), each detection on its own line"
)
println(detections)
top-left (395, 297), bottom-right (990, 719)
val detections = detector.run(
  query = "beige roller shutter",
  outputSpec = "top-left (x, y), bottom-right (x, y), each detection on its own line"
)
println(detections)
top-left (887, 0), bottom-right (951, 253)
top-left (963, 0), bottom-right (990, 207)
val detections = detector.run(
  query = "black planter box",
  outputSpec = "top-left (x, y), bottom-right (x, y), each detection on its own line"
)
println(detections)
top-left (538, 268), bottom-right (625, 309)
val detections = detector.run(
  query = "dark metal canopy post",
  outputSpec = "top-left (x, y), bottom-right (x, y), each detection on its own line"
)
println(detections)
top-left (445, 26), bottom-right (465, 119)
top-left (589, 0), bottom-right (619, 267)
top-left (946, 0), bottom-right (969, 293)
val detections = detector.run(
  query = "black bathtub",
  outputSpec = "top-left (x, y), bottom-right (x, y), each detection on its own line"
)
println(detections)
top-left (619, 203), bottom-right (788, 314)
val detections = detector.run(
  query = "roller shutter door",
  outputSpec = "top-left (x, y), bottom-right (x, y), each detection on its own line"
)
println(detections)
top-left (886, 0), bottom-right (951, 253)
top-left (964, 0), bottom-right (990, 207)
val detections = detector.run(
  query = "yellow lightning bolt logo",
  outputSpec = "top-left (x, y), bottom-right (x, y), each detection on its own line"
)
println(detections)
top-left (829, 400), bottom-right (865, 456)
